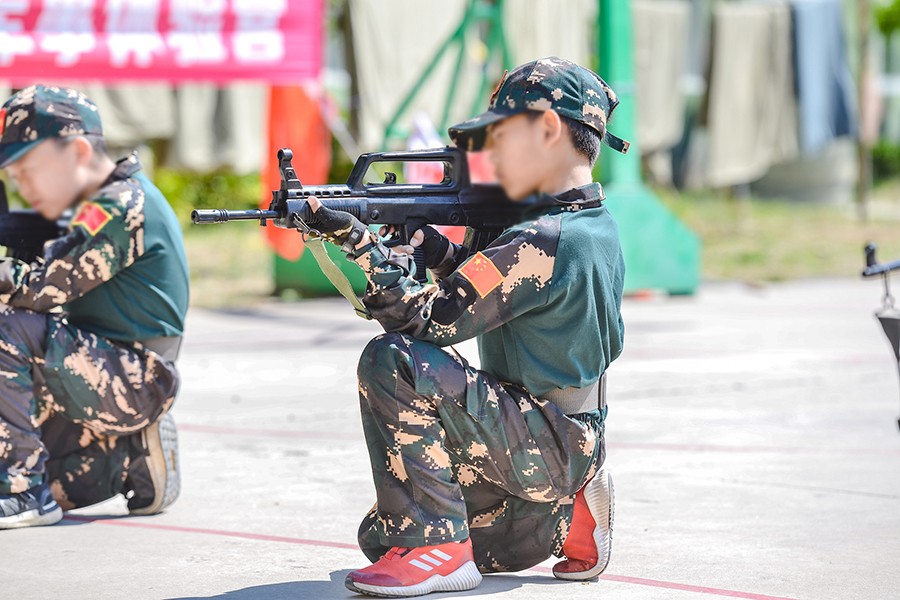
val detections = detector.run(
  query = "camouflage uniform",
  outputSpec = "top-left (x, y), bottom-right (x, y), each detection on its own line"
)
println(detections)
top-left (349, 176), bottom-right (624, 572)
top-left (313, 57), bottom-right (627, 573)
top-left (0, 86), bottom-right (189, 507)
top-left (354, 331), bottom-right (605, 572)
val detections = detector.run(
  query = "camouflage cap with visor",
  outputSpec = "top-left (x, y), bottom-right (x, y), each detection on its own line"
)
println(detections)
top-left (448, 56), bottom-right (629, 154)
top-left (0, 85), bottom-right (103, 168)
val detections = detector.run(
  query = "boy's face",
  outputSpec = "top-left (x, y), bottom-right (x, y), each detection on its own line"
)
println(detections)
top-left (486, 113), bottom-right (549, 201)
top-left (4, 139), bottom-right (85, 220)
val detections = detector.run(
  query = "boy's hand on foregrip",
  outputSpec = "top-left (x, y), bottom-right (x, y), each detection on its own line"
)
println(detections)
top-left (307, 196), bottom-right (370, 250)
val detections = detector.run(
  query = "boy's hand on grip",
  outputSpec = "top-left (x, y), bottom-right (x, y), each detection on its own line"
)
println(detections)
top-left (409, 226), bottom-right (453, 269)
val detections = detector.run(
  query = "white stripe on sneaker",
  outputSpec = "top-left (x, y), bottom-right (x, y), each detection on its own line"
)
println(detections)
top-left (419, 554), bottom-right (443, 566)
top-left (351, 560), bottom-right (483, 596)
top-left (430, 549), bottom-right (453, 561)
top-left (409, 559), bottom-right (434, 572)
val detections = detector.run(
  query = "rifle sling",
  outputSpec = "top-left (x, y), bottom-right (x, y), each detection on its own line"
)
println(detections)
top-left (305, 236), bottom-right (371, 320)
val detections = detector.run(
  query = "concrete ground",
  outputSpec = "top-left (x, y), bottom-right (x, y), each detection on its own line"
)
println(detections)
top-left (4, 278), bottom-right (900, 600)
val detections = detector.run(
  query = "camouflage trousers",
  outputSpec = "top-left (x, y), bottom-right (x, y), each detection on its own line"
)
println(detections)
top-left (356, 333), bottom-right (605, 573)
top-left (0, 305), bottom-right (179, 507)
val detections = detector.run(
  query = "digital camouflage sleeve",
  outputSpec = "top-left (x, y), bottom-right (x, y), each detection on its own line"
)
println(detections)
top-left (351, 215), bottom-right (559, 346)
top-left (0, 178), bottom-right (143, 312)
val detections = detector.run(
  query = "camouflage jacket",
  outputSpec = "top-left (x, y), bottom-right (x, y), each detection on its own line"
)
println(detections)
top-left (0, 154), bottom-right (189, 342)
top-left (351, 183), bottom-right (625, 397)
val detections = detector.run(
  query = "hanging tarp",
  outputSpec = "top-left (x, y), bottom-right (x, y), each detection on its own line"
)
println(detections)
top-left (0, 0), bottom-right (322, 84)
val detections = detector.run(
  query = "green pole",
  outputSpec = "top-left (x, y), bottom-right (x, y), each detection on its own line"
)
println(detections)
top-left (594, 0), bottom-right (701, 295)
top-left (598, 0), bottom-right (642, 186)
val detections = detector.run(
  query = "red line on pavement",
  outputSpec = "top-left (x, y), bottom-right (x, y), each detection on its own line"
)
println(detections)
top-left (177, 422), bottom-right (900, 456)
top-left (610, 441), bottom-right (899, 456)
top-left (63, 515), bottom-right (359, 550)
top-left (63, 516), bottom-right (797, 600)
top-left (531, 566), bottom-right (797, 600)
top-left (177, 423), bottom-right (359, 441)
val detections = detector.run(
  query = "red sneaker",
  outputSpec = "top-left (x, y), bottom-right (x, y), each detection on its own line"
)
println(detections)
top-left (553, 468), bottom-right (614, 580)
top-left (345, 538), bottom-right (482, 597)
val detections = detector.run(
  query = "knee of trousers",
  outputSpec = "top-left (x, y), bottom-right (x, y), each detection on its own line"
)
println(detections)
top-left (357, 332), bottom-right (417, 386)
top-left (0, 306), bottom-right (49, 357)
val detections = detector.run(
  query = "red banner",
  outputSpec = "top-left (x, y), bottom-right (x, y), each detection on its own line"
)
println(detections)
top-left (0, 0), bottom-right (322, 84)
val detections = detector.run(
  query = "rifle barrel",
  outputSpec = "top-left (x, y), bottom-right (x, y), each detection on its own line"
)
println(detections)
top-left (191, 209), bottom-right (279, 224)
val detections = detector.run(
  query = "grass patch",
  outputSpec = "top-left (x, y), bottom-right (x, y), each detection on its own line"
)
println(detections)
top-left (184, 222), bottom-right (273, 308)
top-left (657, 187), bottom-right (900, 283)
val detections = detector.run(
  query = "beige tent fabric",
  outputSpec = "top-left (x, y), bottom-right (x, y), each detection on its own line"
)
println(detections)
top-left (633, 0), bottom-right (690, 154)
top-left (349, 0), bottom-right (599, 150)
top-left (80, 84), bottom-right (176, 146)
top-left (349, 0), bottom-right (481, 150)
top-left (503, 0), bottom-right (596, 67)
top-left (217, 84), bottom-right (269, 173)
top-left (169, 85), bottom-right (219, 172)
top-left (706, 3), bottom-right (798, 187)
top-left (167, 84), bottom-right (266, 174)
top-left (1, 82), bottom-right (264, 173)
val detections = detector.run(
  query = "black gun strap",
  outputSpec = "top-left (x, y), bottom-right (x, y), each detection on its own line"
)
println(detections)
top-left (305, 236), bottom-right (371, 320)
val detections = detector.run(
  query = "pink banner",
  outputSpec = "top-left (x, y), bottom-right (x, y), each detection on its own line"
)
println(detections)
top-left (0, 0), bottom-right (322, 84)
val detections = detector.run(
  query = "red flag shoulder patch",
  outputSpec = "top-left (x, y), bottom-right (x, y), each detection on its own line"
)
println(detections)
top-left (72, 202), bottom-right (112, 235)
top-left (0, 108), bottom-right (6, 137)
top-left (458, 252), bottom-right (504, 298)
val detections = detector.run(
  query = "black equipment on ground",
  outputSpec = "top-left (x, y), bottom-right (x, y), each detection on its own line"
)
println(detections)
top-left (863, 243), bottom-right (900, 431)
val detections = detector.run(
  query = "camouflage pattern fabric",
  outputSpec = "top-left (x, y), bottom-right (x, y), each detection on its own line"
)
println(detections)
top-left (42, 416), bottom-right (133, 510)
top-left (447, 56), bottom-right (630, 154)
top-left (351, 183), bottom-right (624, 398)
top-left (0, 84), bottom-right (103, 168)
top-left (355, 332), bottom-right (604, 572)
top-left (0, 91), bottom-right (186, 502)
top-left (0, 306), bottom-right (177, 499)
top-left (0, 154), bottom-right (149, 315)
top-left (350, 207), bottom-right (563, 343)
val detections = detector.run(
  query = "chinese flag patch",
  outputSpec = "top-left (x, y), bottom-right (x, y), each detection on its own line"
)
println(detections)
top-left (72, 202), bottom-right (112, 235)
top-left (0, 108), bottom-right (6, 137)
top-left (458, 252), bottom-right (504, 298)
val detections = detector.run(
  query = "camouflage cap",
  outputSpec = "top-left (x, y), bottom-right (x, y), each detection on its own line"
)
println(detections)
top-left (0, 85), bottom-right (103, 168)
top-left (448, 56), bottom-right (629, 154)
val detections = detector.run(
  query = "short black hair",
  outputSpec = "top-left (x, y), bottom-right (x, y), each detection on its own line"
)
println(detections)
top-left (526, 111), bottom-right (602, 166)
top-left (54, 134), bottom-right (108, 159)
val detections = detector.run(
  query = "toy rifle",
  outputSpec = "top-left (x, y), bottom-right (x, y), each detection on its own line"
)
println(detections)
top-left (192, 147), bottom-right (526, 304)
top-left (0, 181), bottom-right (67, 263)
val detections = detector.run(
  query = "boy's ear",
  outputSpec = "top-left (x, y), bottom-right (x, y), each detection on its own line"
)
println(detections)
top-left (540, 109), bottom-right (564, 146)
top-left (70, 136), bottom-right (94, 166)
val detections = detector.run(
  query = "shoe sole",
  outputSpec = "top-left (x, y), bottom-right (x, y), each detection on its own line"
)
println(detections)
top-left (346, 560), bottom-right (482, 597)
top-left (553, 468), bottom-right (615, 581)
top-left (0, 501), bottom-right (63, 530)
top-left (130, 413), bottom-right (180, 516)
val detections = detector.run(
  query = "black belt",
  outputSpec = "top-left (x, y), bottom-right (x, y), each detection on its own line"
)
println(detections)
top-left (140, 336), bottom-right (182, 362)
top-left (540, 372), bottom-right (607, 415)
